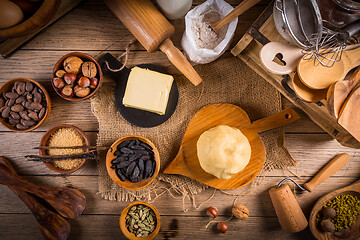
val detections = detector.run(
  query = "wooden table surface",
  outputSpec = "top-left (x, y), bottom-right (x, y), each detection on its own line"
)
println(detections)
top-left (0, 1), bottom-right (359, 239)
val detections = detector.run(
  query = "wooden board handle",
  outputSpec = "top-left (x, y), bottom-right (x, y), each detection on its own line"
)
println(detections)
top-left (211, 0), bottom-right (262, 33)
top-left (247, 108), bottom-right (300, 133)
top-left (303, 153), bottom-right (350, 192)
top-left (160, 38), bottom-right (202, 86)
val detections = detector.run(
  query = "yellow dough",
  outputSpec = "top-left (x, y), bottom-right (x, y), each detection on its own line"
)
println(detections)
top-left (197, 125), bottom-right (251, 179)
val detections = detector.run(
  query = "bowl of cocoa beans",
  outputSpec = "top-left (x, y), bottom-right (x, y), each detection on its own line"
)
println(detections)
top-left (0, 78), bottom-right (51, 132)
top-left (52, 52), bottom-right (103, 101)
top-left (106, 135), bottom-right (160, 190)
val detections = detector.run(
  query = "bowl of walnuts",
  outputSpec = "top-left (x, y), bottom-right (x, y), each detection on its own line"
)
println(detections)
top-left (52, 52), bottom-right (103, 101)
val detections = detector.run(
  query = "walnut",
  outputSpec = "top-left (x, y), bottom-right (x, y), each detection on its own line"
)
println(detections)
top-left (63, 56), bottom-right (83, 74)
top-left (232, 204), bottom-right (249, 220)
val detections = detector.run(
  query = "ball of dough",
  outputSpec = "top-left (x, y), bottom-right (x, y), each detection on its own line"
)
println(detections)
top-left (197, 125), bottom-right (251, 179)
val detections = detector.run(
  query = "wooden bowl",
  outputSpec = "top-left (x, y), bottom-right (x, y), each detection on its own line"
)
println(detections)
top-left (106, 135), bottom-right (160, 190)
top-left (0, 78), bottom-right (51, 132)
top-left (39, 124), bottom-right (90, 174)
top-left (52, 52), bottom-right (103, 101)
top-left (119, 202), bottom-right (161, 240)
top-left (0, 0), bottom-right (61, 38)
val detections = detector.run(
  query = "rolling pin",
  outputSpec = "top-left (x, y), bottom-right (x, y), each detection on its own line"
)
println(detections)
top-left (269, 153), bottom-right (350, 233)
top-left (103, 0), bottom-right (202, 86)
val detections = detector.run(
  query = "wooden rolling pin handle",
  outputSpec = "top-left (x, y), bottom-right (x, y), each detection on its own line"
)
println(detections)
top-left (211, 0), bottom-right (262, 33)
top-left (159, 38), bottom-right (202, 86)
top-left (303, 153), bottom-right (350, 192)
top-left (269, 184), bottom-right (308, 233)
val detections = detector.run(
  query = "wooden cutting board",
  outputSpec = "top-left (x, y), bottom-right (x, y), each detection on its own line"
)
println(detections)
top-left (163, 103), bottom-right (300, 189)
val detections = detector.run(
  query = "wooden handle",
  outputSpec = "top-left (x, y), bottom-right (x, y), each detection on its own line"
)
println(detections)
top-left (211, 0), bottom-right (262, 33)
top-left (303, 153), bottom-right (350, 192)
top-left (160, 38), bottom-right (203, 86)
top-left (0, 166), bottom-right (86, 219)
top-left (269, 184), bottom-right (308, 232)
top-left (246, 108), bottom-right (300, 133)
top-left (347, 67), bottom-right (360, 91)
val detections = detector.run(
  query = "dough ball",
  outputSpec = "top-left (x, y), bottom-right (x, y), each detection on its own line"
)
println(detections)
top-left (197, 125), bottom-right (251, 179)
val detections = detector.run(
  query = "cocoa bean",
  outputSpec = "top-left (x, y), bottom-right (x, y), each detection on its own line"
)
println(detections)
top-left (29, 102), bottom-right (43, 110)
top-left (16, 82), bottom-right (26, 95)
top-left (11, 104), bottom-right (24, 112)
top-left (0, 106), bottom-right (6, 113)
top-left (25, 82), bottom-right (34, 92)
top-left (33, 92), bottom-right (42, 103)
top-left (28, 111), bottom-right (39, 121)
top-left (12, 82), bottom-right (19, 92)
top-left (38, 107), bottom-right (45, 119)
top-left (26, 93), bottom-right (33, 101)
top-left (0, 98), bottom-right (4, 108)
top-left (31, 87), bottom-right (38, 95)
top-left (6, 99), bottom-right (15, 107)
top-left (19, 111), bottom-right (31, 120)
top-left (16, 124), bottom-right (28, 130)
top-left (10, 112), bottom-right (20, 120)
top-left (5, 92), bottom-right (19, 99)
top-left (20, 119), bottom-right (36, 127)
top-left (2, 107), bottom-right (10, 118)
top-left (15, 96), bottom-right (26, 104)
top-left (8, 117), bottom-right (19, 125)
top-left (24, 101), bottom-right (32, 109)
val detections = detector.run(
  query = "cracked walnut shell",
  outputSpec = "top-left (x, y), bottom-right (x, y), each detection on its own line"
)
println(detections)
top-left (232, 204), bottom-right (249, 220)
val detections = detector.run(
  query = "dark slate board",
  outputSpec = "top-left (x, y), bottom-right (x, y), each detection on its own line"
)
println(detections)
top-left (99, 53), bottom-right (179, 128)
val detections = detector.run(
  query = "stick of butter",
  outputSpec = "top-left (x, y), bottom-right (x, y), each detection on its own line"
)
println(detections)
top-left (122, 67), bottom-right (174, 115)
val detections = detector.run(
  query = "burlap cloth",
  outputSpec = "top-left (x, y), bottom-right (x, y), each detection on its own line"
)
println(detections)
top-left (90, 56), bottom-right (297, 201)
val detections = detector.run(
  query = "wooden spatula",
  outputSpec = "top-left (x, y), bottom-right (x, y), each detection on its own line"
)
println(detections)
top-left (297, 47), bottom-right (360, 90)
top-left (164, 104), bottom-right (299, 189)
top-left (0, 157), bottom-right (71, 240)
top-left (327, 67), bottom-right (360, 118)
top-left (103, 0), bottom-right (202, 86)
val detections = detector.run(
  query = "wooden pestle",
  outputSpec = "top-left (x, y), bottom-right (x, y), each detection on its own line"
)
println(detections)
top-left (0, 157), bottom-right (70, 240)
top-left (103, 0), bottom-right (202, 86)
top-left (0, 165), bottom-right (86, 219)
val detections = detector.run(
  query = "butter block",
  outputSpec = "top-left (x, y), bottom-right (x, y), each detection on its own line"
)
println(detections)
top-left (122, 67), bottom-right (174, 115)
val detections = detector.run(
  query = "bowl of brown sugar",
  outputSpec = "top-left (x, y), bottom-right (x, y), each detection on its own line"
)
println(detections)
top-left (39, 124), bottom-right (90, 174)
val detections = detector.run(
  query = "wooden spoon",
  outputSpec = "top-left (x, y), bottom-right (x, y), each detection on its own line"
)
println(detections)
top-left (292, 72), bottom-right (328, 102)
top-left (210, 0), bottom-right (262, 34)
top-left (297, 47), bottom-right (360, 90)
top-left (164, 104), bottom-right (300, 189)
top-left (0, 165), bottom-right (86, 219)
top-left (327, 67), bottom-right (360, 118)
top-left (0, 157), bottom-right (71, 240)
top-left (309, 180), bottom-right (360, 240)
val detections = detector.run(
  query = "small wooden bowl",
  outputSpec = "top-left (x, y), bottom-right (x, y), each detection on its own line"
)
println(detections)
top-left (0, 0), bottom-right (61, 38)
top-left (39, 124), bottom-right (90, 174)
top-left (106, 135), bottom-right (160, 190)
top-left (0, 78), bottom-right (51, 132)
top-left (119, 202), bottom-right (161, 240)
top-left (52, 52), bottom-right (103, 102)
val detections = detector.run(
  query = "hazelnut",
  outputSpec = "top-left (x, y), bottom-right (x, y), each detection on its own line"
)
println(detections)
top-left (55, 70), bottom-right (66, 78)
top-left (321, 207), bottom-right (336, 219)
top-left (53, 78), bottom-right (65, 89)
top-left (78, 77), bottom-right (90, 88)
top-left (321, 219), bottom-right (335, 232)
top-left (206, 206), bottom-right (218, 218)
top-left (64, 73), bottom-right (77, 85)
top-left (82, 61), bottom-right (97, 78)
top-left (63, 56), bottom-right (83, 74)
top-left (90, 78), bottom-right (98, 89)
top-left (217, 222), bottom-right (228, 234)
top-left (74, 85), bottom-right (90, 98)
top-left (232, 204), bottom-right (249, 220)
top-left (61, 86), bottom-right (74, 97)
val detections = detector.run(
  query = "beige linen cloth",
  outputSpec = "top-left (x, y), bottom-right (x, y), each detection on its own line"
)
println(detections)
top-left (90, 56), bottom-right (296, 201)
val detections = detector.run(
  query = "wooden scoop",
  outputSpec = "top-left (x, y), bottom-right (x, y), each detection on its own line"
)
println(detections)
top-left (210, 0), bottom-right (262, 34)
top-left (0, 165), bottom-right (86, 219)
top-left (297, 47), bottom-right (360, 90)
top-left (0, 157), bottom-right (70, 240)
top-left (292, 72), bottom-right (327, 102)
top-left (309, 180), bottom-right (360, 240)
top-left (103, 0), bottom-right (202, 86)
top-left (327, 67), bottom-right (360, 118)
top-left (164, 104), bottom-right (300, 189)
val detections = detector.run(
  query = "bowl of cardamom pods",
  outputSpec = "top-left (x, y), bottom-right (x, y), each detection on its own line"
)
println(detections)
top-left (119, 202), bottom-right (161, 240)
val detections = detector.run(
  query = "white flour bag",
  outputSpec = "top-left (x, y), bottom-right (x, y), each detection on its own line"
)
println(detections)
top-left (181, 0), bottom-right (238, 64)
